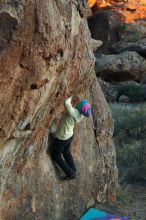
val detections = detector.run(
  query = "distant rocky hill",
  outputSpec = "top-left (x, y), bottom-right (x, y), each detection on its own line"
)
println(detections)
top-left (88, 0), bottom-right (146, 23)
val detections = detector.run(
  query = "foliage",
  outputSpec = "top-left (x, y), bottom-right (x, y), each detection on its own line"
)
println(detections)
top-left (116, 184), bottom-right (132, 204)
top-left (117, 82), bottom-right (146, 103)
top-left (110, 103), bottom-right (146, 184)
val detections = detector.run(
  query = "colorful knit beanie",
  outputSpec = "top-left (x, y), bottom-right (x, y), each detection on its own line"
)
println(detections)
top-left (76, 99), bottom-right (91, 117)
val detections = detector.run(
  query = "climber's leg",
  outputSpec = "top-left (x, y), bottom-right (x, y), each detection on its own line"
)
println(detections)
top-left (51, 137), bottom-right (75, 178)
top-left (63, 138), bottom-right (76, 173)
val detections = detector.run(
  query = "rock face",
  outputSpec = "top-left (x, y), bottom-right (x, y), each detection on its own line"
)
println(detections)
top-left (0, 1), bottom-right (117, 220)
top-left (95, 51), bottom-right (146, 81)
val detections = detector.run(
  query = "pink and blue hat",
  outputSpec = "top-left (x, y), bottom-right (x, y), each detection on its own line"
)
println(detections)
top-left (76, 99), bottom-right (91, 117)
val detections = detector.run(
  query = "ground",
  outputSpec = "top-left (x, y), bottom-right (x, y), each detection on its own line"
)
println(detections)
top-left (96, 185), bottom-right (146, 220)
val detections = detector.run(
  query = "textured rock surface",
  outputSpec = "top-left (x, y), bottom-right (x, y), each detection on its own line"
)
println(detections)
top-left (98, 78), bottom-right (117, 103)
top-left (88, 10), bottom-right (123, 54)
top-left (95, 51), bottom-right (146, 81)
top-left (0, 1), bottom-right (117, 220)
top-left (110, 38), bottom-right (146, 58)
top-left (118, 23), bottom-right (146, 43)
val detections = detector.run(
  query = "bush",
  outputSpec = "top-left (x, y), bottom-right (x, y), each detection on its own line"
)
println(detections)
top-left (110, 103), bottom-right (146, 183)
top-left (117, 82), bottom-right (146, 103)
top-left (117, 184), bottom-right (132, 204)
top-left (116, 140), bottom-right (146, 183)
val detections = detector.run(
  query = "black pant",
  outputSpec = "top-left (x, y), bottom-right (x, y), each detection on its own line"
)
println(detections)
top-left (51, 136), bottom-right (76, 177)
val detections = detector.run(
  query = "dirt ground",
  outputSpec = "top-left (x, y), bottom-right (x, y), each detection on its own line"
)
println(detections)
top-left (124, 186), bottom-right (146, 219)
top-left (96, 185), bottom-right (146, 220)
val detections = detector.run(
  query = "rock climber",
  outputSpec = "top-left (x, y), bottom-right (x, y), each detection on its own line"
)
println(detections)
top-left (51, 96), bottom-right (91, 180)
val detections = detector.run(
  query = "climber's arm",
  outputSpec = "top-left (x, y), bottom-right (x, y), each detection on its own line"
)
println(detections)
top-left (64, 97), bottom-right (83, 122)
top-left (64, 97), bottom-right (76, 116)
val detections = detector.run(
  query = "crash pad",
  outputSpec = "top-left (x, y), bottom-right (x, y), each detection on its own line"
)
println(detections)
top-left (79, 208), bottom-right (130, 220)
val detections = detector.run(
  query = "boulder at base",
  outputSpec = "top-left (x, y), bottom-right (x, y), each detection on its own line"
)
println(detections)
top-left (95, 51), bottom-right (146, 81)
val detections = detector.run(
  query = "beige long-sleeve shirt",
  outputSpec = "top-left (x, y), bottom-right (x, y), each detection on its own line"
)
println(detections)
top-left (55, 97), bottom-right (83, 140)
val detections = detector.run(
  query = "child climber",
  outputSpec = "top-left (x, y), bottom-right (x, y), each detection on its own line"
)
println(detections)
top-left (51, 96), bottom-right (91, 180)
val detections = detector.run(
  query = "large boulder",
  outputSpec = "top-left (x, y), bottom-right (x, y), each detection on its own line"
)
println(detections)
top-left (95, 51), bottom-right (146, 81)
top-left (118, 22), bottom-right (146, 42)
top-left (88, 10), bottom-right (123, 54)
top-left (98, 78), bottom-right (117, 102)
top-left (110, 38), bottom-right (146, 58)
top-left (0, 1), bottom-right (117, 220)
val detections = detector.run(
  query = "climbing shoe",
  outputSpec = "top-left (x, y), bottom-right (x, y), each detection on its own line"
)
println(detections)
top-left (63, 174), bottom-right (76, 180)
